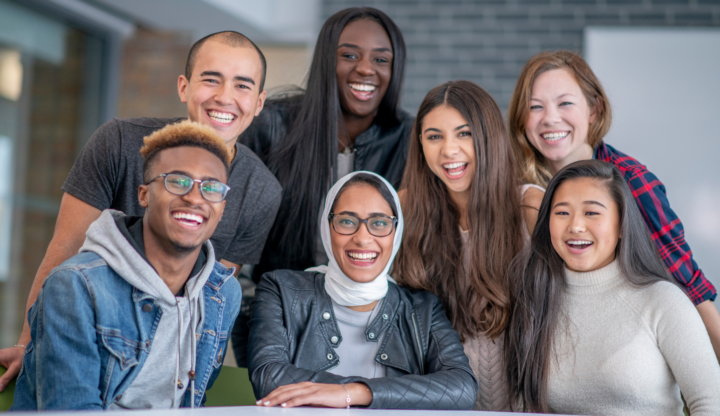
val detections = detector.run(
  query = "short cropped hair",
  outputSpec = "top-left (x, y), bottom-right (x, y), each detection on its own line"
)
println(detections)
top-left (140, 120), bottom-right (231, 182)
top-left (185, 31), bottom-right (267, 91)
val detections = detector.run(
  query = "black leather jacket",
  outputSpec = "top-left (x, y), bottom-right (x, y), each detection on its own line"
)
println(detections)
top-left (248, 270), bottom-right (478, 410)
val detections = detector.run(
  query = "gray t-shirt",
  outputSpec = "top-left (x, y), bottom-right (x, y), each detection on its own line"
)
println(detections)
top-left (62, 117), bottom-right (282, 265)
top-left (329, 299), bottom-right (387, 379)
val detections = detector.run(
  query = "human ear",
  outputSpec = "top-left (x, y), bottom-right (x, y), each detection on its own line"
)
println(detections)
top-left (254, 90), bottom-right (267, 116)
top-left (138, 184), bottom-right (150, 208)
top-left (178, 75), bottom-right (189, 103)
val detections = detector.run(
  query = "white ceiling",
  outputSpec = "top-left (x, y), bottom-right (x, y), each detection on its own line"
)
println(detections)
top-left (88, 0), bottom-right (319, 44)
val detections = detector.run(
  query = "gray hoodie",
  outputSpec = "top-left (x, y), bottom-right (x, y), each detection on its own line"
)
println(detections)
top-left (80, 210), bottom-right (217, 409)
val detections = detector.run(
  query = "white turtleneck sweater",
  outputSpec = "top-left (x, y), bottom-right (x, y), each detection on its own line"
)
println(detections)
top-left (548, 260), bottom-right (720, 415)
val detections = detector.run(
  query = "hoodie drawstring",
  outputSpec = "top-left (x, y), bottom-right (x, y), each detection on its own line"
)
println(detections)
top-left (171, 294), bottom-right (200, 409)
top-left (172, 299), bottom-right (182, 409)
top-left (190, 297), bottom-right (198, 409)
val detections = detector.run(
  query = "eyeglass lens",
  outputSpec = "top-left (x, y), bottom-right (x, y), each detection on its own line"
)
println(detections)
top-left (332, 213), bottom-right (394, 237)
top-left (165, 174), bottom-right (228, 202)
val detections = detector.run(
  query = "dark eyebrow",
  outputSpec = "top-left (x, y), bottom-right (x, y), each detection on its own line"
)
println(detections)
top-left (199, 70), bottom-right (255, 86)
top-left (199, 71), bottom-right (223, 78)
top-left (423, 127), bottom-right (441, 134)
top-left (167, 170), bottom-right (221, 182)
top-left (234, 75), bottom-right (255, 85)
top-left (369, 212), bottom-right (392, 217)
top-left (455, 124), bottom-right (469, 131)
top-left (337, 210), bottom-right (359, 216)
top-left (338, 43), bottom-right (392, 54)
top-left (551, 201), bottom-right (607, 209)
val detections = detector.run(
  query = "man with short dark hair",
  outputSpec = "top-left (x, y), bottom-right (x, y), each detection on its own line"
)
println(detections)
top-left (11, 121), bottom-right (242, 410)
top-left (0, 31), bottom-right (281, 390)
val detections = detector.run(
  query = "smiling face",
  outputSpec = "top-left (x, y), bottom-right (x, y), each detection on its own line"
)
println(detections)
top-left (336, 18), bottom-right (393, 119)
top-left (525, 68), bottom-right (597, 174)
top-left (330, 184), bottom-right (396, 283)
top-left (178, 40), bottom-right (266, 146)
top-left (550, 177), bottom-right (621, 273)
top-left (420, 105), bottom-right (476, 200)
top-left (139, 146), bottom-right (227, 256)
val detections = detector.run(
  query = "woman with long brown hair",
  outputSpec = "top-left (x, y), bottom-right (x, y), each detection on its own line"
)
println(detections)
top-left (507, 50), bottom-right (720, 360)
top-left (394, 80), bottom-right (536, 411)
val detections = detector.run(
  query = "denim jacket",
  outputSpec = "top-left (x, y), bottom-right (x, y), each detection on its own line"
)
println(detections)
top-left (11, 252), bottom-right (241, 410)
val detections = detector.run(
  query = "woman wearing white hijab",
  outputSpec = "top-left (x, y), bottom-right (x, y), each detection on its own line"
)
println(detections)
top-left (248, 171), bottom-right (477, 409)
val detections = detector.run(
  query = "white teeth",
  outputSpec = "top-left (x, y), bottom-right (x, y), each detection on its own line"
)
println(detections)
top-left (567, 240), bottom-right (592, 245)
top-left (173, 212), bottom-right (205, 224)
top-left (347, 252), bottom-right (378, 261)
top-left (208, 110), bottom-right (235, 124)
top-left (542, 132), bottom-right (569, 141)
top-left (443, 162), bottom-right (467, 170)
top-left (349, 83), bottom-right (376, 92)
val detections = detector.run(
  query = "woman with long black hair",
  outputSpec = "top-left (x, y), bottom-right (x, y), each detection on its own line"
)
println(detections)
top-left (505, 160), bottom-right (720, 415)
top-left (241, 7), bottom-right (412, 279)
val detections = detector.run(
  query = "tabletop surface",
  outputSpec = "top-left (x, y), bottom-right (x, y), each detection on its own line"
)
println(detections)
top-left (17, 405), bottom-right (563, 416)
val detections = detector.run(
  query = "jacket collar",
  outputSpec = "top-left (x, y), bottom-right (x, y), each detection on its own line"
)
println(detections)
top-left (130, 262), bottom-right (234, 303)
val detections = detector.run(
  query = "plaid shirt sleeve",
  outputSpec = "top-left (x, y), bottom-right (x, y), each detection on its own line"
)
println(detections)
top-left (596, 142), bottom-right (717, 305)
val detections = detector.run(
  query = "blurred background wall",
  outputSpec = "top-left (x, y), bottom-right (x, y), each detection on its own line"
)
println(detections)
top-left (0, 0), bottom-right (719, 350)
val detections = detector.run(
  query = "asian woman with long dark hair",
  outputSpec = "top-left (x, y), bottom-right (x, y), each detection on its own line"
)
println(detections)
top-left (505, 159), bottom-right (720, 415)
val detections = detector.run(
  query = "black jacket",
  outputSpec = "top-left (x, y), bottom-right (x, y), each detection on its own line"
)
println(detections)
top-left (239, 99), bottom-right (415, 280)
top-left (247, 270), bottom-right (478, 410)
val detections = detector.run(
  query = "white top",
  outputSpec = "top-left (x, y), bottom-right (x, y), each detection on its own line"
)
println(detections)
top-left (548, 260), bottom-right (720, 416)
top-left (329, 299), bottom-right (387, 379)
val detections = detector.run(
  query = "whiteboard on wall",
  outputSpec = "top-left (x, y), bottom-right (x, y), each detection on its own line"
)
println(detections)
top-left (585, 27), bottom-right (720, 312)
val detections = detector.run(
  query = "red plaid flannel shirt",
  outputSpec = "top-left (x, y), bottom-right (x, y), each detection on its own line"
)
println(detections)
top-left (595, 141), bottom-right (716, 305)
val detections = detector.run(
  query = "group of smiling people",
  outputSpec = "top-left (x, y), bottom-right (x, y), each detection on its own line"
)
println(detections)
top-left (2, 6), bottom-right (720, 415)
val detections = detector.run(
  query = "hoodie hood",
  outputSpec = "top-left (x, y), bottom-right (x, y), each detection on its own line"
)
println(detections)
top-left (80, 209), bottom-right (214, 307)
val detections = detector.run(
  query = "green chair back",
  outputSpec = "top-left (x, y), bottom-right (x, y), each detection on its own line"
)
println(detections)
top-left (1, 365), bottom-right (254, 409)
top-left (204, 366), bottom-right (256, 407)
top-left (0, 366), bottom-right (16, 411)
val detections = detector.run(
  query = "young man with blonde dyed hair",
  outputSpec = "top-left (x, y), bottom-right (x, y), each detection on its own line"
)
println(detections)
top-left (12, 122), bottom-right (242, 410)
top-left (0, 31), bottom-right (282, 388)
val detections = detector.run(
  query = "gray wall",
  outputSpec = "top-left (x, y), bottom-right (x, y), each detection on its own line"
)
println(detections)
top-left (322, 0), bottom-right (720, 114)
top-left (586, 27), bottom-right (720, 312)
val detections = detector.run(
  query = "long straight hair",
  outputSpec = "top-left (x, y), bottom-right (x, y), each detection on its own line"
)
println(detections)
top-left (265, 8), bottom-right (406, 270)
top-left (507, 50), bottom-right (612, 187)
top-left (505, 159), bottom-right (675, 413)
top-left (394, 80), bottom-right (523, 340)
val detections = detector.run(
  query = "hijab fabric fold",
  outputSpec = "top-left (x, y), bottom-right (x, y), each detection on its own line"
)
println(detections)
top-left (306, 171), bottom-right (404, 307)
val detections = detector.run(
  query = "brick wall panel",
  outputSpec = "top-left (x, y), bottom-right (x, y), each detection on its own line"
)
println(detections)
top-left (323, 0), bottom-right (720, 113)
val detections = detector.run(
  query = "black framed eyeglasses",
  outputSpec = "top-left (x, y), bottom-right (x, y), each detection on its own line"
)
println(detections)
top-left (329, 212), bottom-right (397, 237)
top-left (145, 173), bottom-right (230, 203)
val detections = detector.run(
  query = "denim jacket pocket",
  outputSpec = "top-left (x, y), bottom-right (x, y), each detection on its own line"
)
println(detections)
top-left (98, 327), bottom-right (143, 371)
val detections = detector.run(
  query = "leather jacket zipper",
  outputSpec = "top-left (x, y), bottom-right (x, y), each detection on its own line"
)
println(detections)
top-left (411, 312), bottom-right (424, 373)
